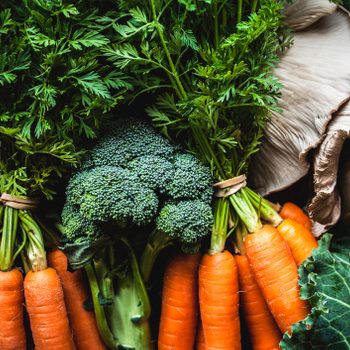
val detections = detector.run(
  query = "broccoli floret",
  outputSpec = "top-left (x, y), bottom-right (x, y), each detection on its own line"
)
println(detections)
top-left (140, 197), bottom-right (214, 281)
top-left (61, 118), bottom-right (215, 350)
top-left (156, 200), bottom-right (213, 252)
top-left (166, 153), bottom-right (214, 202)
top-left (65, 171), bottom-right (91, 205)
top-left (67, 166), bottom-right (159, 228)
top-left (128, 155), bottom-right (174, 192)
top-left (61, 203), bottom-right (102, 243)
top-left (84, 119), bottom-right (175, 169)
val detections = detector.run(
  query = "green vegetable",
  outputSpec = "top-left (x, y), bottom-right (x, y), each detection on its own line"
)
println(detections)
top-left (62, 118), bottom-right (213, 349)
top-left (281, 233), bottom-right (350, 349)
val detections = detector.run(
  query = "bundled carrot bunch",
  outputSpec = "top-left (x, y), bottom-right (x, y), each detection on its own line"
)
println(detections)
top-left (0, 207), bottom-right (105, 350)
top-left (158, 202), bottom-right (318, 350)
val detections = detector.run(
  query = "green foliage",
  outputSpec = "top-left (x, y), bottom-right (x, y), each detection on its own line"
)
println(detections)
top-left (102, 0), bottom-right (290, 180)
top-left (0, 1), bottom-right (130, 198)
top-left (280, 233), bottom-right (350, 349)
top-left (156, 200), bottom-right (214, 253)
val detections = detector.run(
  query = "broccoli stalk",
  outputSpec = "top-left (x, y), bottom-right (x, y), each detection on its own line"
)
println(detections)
top-left (61, 118), bottom-right (213, 348)
top-left (140, 200), bottom-right (213, 282)
top-left (86, 239), bottom-right (151, 349)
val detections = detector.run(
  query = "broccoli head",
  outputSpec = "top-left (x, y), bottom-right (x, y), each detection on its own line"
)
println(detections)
top-left (62, 118), bottom-right (214, 267)
top-left (156, 200), bottom-right (213, 253)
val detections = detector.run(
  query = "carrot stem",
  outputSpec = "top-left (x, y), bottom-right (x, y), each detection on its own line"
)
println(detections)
top-left (237, 0), bottom-right (243, 23)
top-left (19, 211), bottom-right (47, 271)
top-left (0, 207), bottom-right (18, 271)
top-left (244, 187), bottom-right (282, 226)
top-left (252, 0), bottom-right (258, 12)
top-left (210, 198), bottom-right (230, 254)
top-left (12, 225), bottom-right (27, 264)
top-left (229, 189), bottom-right (261, 233)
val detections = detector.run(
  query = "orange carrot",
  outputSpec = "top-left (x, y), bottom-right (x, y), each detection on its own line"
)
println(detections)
top-left (277, 219), bottom-right (318, 266)
top-left (0, 269), bottom-right (27, 350)
top-left (199, 250), bottom-right (241, 350)
top-left (245, 225), bottom-right (310, 334)
top-left (48, 250), bottom-right (106, 350)
top-left (24, 267), bottom-right (75, 350)
top-left (280, 202), bottom-right (312, 231)
top-left (196, 320), bottom-right (207, 350)
top-left (235, 254), bottom-right (281, 349)
top-left (158, 253), bottom-right (201, 350)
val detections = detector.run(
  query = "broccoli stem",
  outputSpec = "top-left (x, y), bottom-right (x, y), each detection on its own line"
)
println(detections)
top-left (85, 263), bottom-right (117, 349)
top-left (87, 243), bottom-right (153, 349)
top-left (140, 230), bottom-right (173, 282)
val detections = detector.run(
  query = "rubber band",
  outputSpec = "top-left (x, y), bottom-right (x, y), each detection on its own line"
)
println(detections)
top-left (0, 193), bottom-right (38, 210)
top-left (213, 175), bottom-right (247, 198)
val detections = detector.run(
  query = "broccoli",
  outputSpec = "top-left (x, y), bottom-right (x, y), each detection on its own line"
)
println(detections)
top-left (63, 118), bottom-right (213, 251)
top-left (61, 118), bottom-right (213, 349)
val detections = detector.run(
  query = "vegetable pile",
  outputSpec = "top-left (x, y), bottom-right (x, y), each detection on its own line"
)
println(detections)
top-left (0, 0), bottom-right (349, 349)
top-left (62, 118), bottom-right (213, 349)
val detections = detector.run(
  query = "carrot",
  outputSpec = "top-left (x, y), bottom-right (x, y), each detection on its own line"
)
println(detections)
top-left (47, 250), bottom-right (106, 350)
top-left (277, 219), bottom-right (318, 266)
top-left (24, 267), bottom-right (75, 350)
top-left (280, 202), bottom-right (312, 231)
top-left (0, 269), bottom-right (27, 350)
top-left (158, 253), bottom-right (201, 350)
top-left (196, 320), bottom-right (207, 350)
top-left (235, 254), bottom-right (281, 350)
top-left (244, 225), bottom-right (310, 334)
top-left (199, 250), bottom-right (241, 350)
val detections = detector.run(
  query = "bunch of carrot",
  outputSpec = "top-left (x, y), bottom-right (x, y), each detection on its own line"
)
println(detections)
top-left (158, 202), bottom-right (318, 350)
top-left (0, 209), bottom-right (105, 350)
